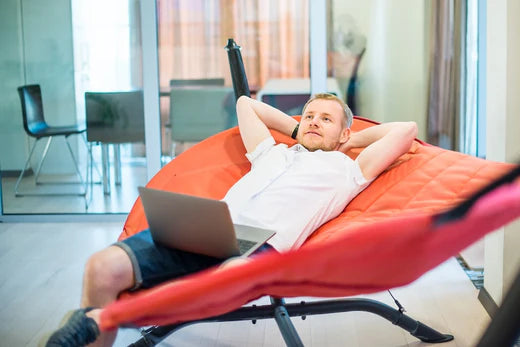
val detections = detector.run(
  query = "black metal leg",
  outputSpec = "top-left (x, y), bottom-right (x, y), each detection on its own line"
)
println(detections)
top-left (127, 297), bottom-right (453, 346)
top-left (270, 298), bottom-right (304, 347)
top-left (280, 298), bottom-right (453, 343)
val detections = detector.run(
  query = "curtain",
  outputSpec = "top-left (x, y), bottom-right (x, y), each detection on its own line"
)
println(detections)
top-left (426, 0), bottom-right (466, 151)
top-left (157, 0), bottom-right (309, 90)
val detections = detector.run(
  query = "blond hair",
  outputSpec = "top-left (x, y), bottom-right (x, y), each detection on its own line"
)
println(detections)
top-left (302, 93), bottom-right (353, 128)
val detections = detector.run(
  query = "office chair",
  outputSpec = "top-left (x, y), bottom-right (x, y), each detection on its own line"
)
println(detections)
top-left (85, 90), bottom-right (145, 195)
top-left (15, 84), bottom-right (88, 200)
top-left (169, 86), bottom-right (236, 156)
top-left (169, 78), bottom-right (225, 88)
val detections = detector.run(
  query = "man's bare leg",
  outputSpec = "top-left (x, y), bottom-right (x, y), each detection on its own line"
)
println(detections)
top-left (80, 246), bottom-right (135, 347)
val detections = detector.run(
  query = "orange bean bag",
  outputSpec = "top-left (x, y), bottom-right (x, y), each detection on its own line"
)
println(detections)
top-left (100, 116), bottom-right (517, 337)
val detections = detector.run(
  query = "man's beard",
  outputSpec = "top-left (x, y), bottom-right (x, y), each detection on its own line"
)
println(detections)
top-left (300, 138), bottom-right (340, 152)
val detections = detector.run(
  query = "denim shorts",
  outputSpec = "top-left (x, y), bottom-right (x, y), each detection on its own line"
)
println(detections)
top-left (114, 229), bottom-right (274, 291)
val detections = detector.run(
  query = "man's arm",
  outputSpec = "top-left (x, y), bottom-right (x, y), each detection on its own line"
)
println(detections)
top-left (342, 122), bottom-right (418, 181)
top-left (236, 95), bottom-right (298, 153)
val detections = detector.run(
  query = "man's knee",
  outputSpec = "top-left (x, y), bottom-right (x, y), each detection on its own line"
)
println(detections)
top-left (84, 246), bottom-right (134, 293)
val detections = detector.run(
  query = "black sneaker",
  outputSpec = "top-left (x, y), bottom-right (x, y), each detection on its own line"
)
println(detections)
top-left (42, 307), bottom-right (100, 347)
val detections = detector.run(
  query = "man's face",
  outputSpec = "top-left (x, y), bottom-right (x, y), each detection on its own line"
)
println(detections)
top-left (296, 99), bottom-right (350, 152)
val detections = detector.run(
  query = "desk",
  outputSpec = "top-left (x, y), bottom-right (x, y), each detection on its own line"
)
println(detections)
top-left (85, 91), bottom-right (145, 195)
top-left (160, 85), bottom-right (259, 98)
top-left (256, 78), bottom-right (342, 115)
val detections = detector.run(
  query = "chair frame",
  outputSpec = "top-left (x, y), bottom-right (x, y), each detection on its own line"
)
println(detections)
top-left (14, 134), bottom-right (88, 194)
top-left (15, 84), bottom-right (89, 207)
top-left (130, 296), bottom-right (453, 346)
top-left (128, 165), bottom-right (520, 346)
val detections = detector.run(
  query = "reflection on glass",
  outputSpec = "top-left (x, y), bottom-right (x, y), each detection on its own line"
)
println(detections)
top-left (72, 0), bottom-right (147, 212)
top-left (327, 9), bottom-right (366, 116)
top-left (327, 1), bottom-right (430, 137)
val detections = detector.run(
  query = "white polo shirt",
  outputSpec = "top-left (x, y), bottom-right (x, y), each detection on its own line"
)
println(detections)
top-left (222, 136), bottom-right (371, 252)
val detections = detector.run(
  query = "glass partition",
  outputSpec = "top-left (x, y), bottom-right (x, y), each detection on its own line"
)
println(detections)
top-left (0, 0), bottom-right (148, 214)
top-left (1, 0), bottom-right (315, 215)
top-left (157, 0), bottom-right (310, 158)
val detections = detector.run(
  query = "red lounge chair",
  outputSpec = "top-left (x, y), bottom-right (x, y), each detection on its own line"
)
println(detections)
top-left (99, 116), bottom-right (518, 346)
top-left (100, 40), bottom-right (520, 346)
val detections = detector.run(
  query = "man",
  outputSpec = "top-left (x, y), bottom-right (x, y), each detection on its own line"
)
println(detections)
top-left (43, 93), bottom-right (417, 346)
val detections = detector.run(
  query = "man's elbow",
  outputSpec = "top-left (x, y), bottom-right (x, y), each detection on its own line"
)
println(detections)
top-left (405, 121), bottom-right (418, 139)
top-left (395, 122), bottom-right (418, 149)
top-left (236, 95), bottom-right (251, 118)
top-left (410, 122), bottom-right (419, 139)
top-left (236, 95), bottom-right (251, 108)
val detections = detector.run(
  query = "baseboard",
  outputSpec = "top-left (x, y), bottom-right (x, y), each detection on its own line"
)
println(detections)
top-left (0, 169), bottom-right (33, 178)
top-left (478, 287), bottom-right (499, 317)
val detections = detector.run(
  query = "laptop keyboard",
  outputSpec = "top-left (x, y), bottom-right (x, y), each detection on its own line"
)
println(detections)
top-left (237, 239), bottom-right (257, 255)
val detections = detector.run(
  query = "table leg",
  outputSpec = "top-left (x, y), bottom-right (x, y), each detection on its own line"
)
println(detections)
top-left (114, 144), bottom-right (122, 185)
top-left (101, 144), bottom-right (111, 195)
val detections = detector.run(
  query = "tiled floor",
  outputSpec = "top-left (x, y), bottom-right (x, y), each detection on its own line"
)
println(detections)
top-left (1, 162), bottom-right (147, 214)
top-left (0, 222), bottom-right (491, 346)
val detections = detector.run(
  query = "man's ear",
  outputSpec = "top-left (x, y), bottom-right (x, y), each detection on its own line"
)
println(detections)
top-left (340, 128), bottom-right (351, 144)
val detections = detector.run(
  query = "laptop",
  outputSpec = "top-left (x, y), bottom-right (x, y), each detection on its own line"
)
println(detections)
top-left (138, 187), bottom-right (276, 258)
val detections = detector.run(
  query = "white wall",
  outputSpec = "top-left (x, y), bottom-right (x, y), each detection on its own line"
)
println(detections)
top-left (0, 0), bottom-right (76, 174)
top-left (484, 0), bottom-right (520, 304)
top-left (0, 0), bottom-right (27, 171)
top-left (331, 0), bottom-right (429, 140)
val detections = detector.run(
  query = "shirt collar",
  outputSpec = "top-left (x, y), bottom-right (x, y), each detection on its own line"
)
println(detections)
top-left (290, 143), bottom-right (309, 152)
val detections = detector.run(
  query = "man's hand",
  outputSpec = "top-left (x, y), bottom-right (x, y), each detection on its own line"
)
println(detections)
top-left (338, 136), bottom-right (354, 154)
top-left (236, 96), bottom-right (298, 154)
top-left (345, 122), bottom-right (418, 181)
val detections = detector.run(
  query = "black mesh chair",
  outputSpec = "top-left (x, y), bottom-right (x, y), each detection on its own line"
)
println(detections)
top-left (15, 84), bottom-right (88, 200)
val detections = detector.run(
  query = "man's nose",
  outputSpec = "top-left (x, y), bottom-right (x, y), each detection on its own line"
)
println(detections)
top-left (309, 117), bottom-right (319, 127)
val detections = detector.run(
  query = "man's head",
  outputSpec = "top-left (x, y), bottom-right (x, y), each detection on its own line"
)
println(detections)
top-left (296, 93), bottom-right (353, 152)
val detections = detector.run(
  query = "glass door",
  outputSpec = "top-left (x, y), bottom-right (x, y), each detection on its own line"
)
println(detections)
top-left (156, 0), bottom-right (310, 159)
top-left (0, 0), bottom-right (326, 216)
top-left (0, 0), bottom-right (148, 214)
